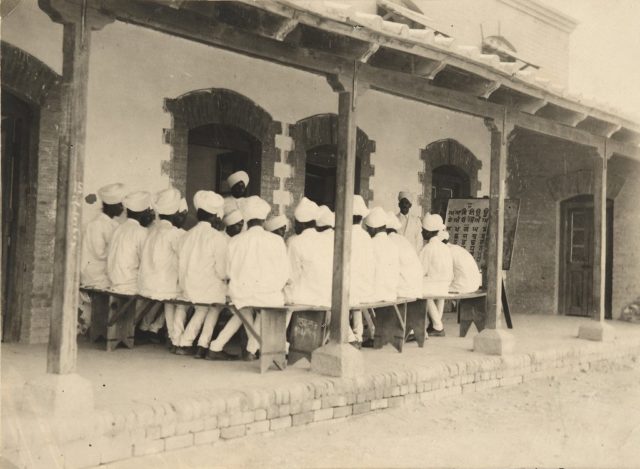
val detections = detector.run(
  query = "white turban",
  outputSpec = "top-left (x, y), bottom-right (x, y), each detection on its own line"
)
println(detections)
top-left (386, 211), bottom-right (402, 231)
top-left (153, 187), bottom-right (182, 215)
top-left (179, 198), bottom-right (188, 213)
top-left (98, 183), bottom-right (126, 205)
top-left (123, 191), bottom-right (152, 212)
top-left (227, 171), bottom-right (249, 189)
top-left (364, 206), bottom-right (387, 229)
top-left (194, 190), bottom-right (224, 217)
top-left (265, 214), bottom-right (288, 232)
top-left (243, 196), bottom-right (271, 221)
top-left (316, 206), bottom-right (335, 228)
top-left (353, 195), bottom-right (369, 217)
top-left (422, 213), bottom-right (446, 231)
top-left (398, 191), bottom-right (414, 204)
top-left (438, 229), bottom-right (450, 241)
top-left (223, 209), bottom-right (243, 226)
top-left (294, 197), bottom-right (319, 223)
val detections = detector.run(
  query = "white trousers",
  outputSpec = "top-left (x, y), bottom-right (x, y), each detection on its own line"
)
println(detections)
top-left (178, 305), bottom-right (222, 347)
top-left (427, 299), bottom-right (445, 331)
top-left (348, 309), bottom-right (364, 342)
top-left (164, 303), bottom-right (187, 345)
top-left (139, 305), bottom-right (165, 333)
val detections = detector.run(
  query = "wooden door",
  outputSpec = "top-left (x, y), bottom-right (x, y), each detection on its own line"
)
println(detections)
top-left (431, 164), bottom-right (470, 219)
top-left (560, 195), bottom-right (613, 317)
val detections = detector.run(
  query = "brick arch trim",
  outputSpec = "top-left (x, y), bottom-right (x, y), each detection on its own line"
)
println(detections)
top-left (419, 139), bottom-right (482, 215)
top-left (1, 41), bottom-right (62, 343)
top-left (547, 169), bottom-right (625, 201)
top-left (163, 88), bottom-right (283, 205)
top-left (286, 113), bottom-right (376, 218)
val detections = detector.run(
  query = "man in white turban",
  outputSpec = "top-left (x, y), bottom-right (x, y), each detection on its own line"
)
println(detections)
top-left (349, 194), bottom-right (375, 347)
top-left (364, 207), bottom-right (399, 303)
top-left (440, 230), bottom-right (482, 294)
top-left (315, 205), bottom-right (335, 236)
top-left (107, 191), bottom-right (154, 294)
top-left (222, 196), bottom-right (289, 361)
top-left (386, 211), bottom-right (423, 299)
top-left (265, 214), bottom-right (289, 239)
top-left (419, 213), bottom-right (454, 336)
top-left (223, 170), bottom-right (250, 221)
top-left (174, 190), bottom-right (229, 358)
top-left (223, 209), bottom-right (244, 238)
top-left (137, 187), bottom-right (188, 345)
top-left (285, 197), bottom-right (332, 308)
top-left (397, 191), bottom-right (423, 254)
top-left (80, 183), bottom-right (126, 288)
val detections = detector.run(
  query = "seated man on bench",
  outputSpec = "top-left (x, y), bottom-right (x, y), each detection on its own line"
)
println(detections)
top-left (441, 230), bottom-right (482, 294)
top-left (386, 211), bottom-right (423, 300)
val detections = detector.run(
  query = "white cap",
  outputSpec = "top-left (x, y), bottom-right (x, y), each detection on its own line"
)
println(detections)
top-left (227, 171), bottom-right (249, 189)
top-left (153, 187), bottom-right (182, 215)
top-left (386, 211), bottom-right (402, 231)
top-left (265, 214), bottom-right (288, 232)
top-left (179, 198), bottom-right (188, 213)
top-left (438, 229), bottom-right (450, 241)
top-left (422, 213), bottom-right (446, 231)
top-left (353, 195), bottom-right (369, 217)
top-left (223, 209), bottom-right (243, 226)
top-left (364, 206), bottom-right (388, 229)
top-left (398, 191), bottom-right (414, 203)
top-left (294, 197), bottom-right (319, 223)
top-left (243, 195), bottom-right (271, 221)
top-left (98, 183), bottom-right (126, 205)
top-left (316, 206), bottom-right (335, 228)
top-left (123, 191), bottom-right (152, 212)
top-left (194, 190), bottom-right (224, 217)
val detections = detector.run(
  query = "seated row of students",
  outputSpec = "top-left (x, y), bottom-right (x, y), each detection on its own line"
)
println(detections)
top-left (80, 171), bottom-right (481, 357)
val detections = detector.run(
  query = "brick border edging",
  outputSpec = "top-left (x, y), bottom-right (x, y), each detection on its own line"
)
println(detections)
top-left (7, 338), bottom-right (640, 467)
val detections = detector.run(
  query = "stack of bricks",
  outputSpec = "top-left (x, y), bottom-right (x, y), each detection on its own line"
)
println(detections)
top-left (4, 337), bottom-right (640, 468)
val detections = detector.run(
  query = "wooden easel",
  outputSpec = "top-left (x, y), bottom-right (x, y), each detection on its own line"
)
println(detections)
top-left (502, 278), bottom-right (513, 329)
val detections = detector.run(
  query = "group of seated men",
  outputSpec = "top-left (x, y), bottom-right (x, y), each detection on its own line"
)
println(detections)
top-left (80, 170), bottom-right (481, 359)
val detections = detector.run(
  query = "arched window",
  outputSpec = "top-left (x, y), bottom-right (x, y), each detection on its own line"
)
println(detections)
top-left (431, 164), bottom-right (471, 219)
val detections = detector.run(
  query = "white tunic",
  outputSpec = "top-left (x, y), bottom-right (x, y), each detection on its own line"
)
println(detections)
top-left (449, 244), bottom-right (482, 293)
top-left (419, 237), bottom-right (454, 296)
top-left (178, 221), bottom-right (228, 304)
top-left (80, 213), bottom-right (120, 288)
top-left (138, 220), bottom-right (185, 300)
top-left (285, 228), bottom-right (333, 307)
top-left (227, 225), bottom-right (289, 309)
top-left (397, 212), bottom-right (423, 254)
top-left (107, 218), bottom-right (149, 294)
top-left (350, 224), bottom-right (375, 306)
top-left (370, 232), bottom-right (399, 302)
top-left (389, 232), bottom-right (423, 299)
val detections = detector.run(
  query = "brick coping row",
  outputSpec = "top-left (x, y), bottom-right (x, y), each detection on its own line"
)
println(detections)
top-left (4, 336), bottom-right (640, 468)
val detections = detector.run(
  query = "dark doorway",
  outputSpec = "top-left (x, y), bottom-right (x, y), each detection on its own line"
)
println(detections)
top-left (559, 194), bottom-right (613, 318)
top-left (304, 143), bottom-right (361, 210)
top-left (185, 124), bottom-right (262, 228)
top-left (431, 164), bottom-right (471, 219)
top-left (2, 90), bottom-right (34, 341)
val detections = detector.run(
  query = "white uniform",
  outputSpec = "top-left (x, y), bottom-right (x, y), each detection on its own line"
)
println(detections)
top-left (370, 232), bottom-right (399, 302)
top-left (138, 220), bottom-right (185, 300)
top-left (449, 244), bottom-right (482, 293)
top-left (389, 232), bottom-right (423, 299)
top-left (350, 224), bottom-right (375, 306)
top-left (419, 236), bottom-right (454, 296)
top-left (398, 212), bottom-right (423, 254)
top-left (285, 228), bottom-right (333, 307)
top-left (107, 218), bottom-right (149, 294)
top-left (80, 213), bottom-right (120, 288)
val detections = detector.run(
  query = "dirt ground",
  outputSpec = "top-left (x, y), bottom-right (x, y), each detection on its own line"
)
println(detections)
top-left (104, 359), bottom-right (640, 469)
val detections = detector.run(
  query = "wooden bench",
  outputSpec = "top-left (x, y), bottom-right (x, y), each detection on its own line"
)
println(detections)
top-left (405, 290), bottom-right (488, 342)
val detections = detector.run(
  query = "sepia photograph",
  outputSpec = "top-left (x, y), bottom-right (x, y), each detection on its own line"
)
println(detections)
top-left (1, 0), bottom-right (639, 468)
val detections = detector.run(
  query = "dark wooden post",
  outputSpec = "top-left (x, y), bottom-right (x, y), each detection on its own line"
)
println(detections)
top-left (474, 114), bottom-right (515, 354)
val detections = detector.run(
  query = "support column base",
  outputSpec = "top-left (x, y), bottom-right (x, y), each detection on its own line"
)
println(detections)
top-left (22, 373), bottom-right (94, 417)
top-left (578, 321), bottom-right (615, 342)
top-left (473, 328), bottom-right (515, 355)
top-left (311, 343), bottom-right (365, 377)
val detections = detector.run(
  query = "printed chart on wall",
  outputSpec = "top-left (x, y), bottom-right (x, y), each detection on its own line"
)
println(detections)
top-left (445, 198), bottom-right (520, 271)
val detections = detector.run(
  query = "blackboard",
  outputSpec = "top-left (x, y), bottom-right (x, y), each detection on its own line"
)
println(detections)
top-left (445, 198), bottom-right (520, 271)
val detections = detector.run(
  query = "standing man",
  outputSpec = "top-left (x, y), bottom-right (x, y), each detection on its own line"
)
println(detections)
top-left (80, 183), bottom-right (126, 288)
top-left (175, 191), bottom-right (228, 357)
top-left (107, 191), bottom-right (154, 294)
top-left (224, 196), bottom-right (289, 361)
top-left (419, 213), bottom-right (454, 337)
top-left (138, 187), bottom-right (187, 346)
top-left (223, 170), bottom-right (250, 217)
top-left (397, 191), bottom-right (423, 254)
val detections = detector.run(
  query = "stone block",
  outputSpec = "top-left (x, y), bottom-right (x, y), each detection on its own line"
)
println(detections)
top-left (133, 439), bottom-right (165, 457)
top-left (194, 429), bottom-right (220, 445)
top-left (313, 408), bottom-right (334, 422)
top-left (220, 424), bottom-right (246, 440)
top-left (292, 411), bottom-right (314, 427)
top-left (473, 329), bottom-right (515, 355)
top-left (388, 396), bottom-right (405, 408)
top-left (22, 374), bottom-right (94, 417)
top-left (333, 406), bottom-right (353, 418)
top-left (353, 402), bottom-right (371, 415)
top-left (204, 416), bottom-right (218, 430)
top-left (311, 343), bottom-right (365, 378)
top-left (254, 409), bottom-right (267, 421)
top-left (578, 322), bottom-right (616, 342)
top-left (370, 398), bottom-right (388, 410)
top-left (160, 421), bottom-right (177, 438)
top-left (165, 433), bottom-right (194, 451)
top-left (246, 420), bottom-right (270, 435)
top-left (270, 416), bottom-right (292, 430)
